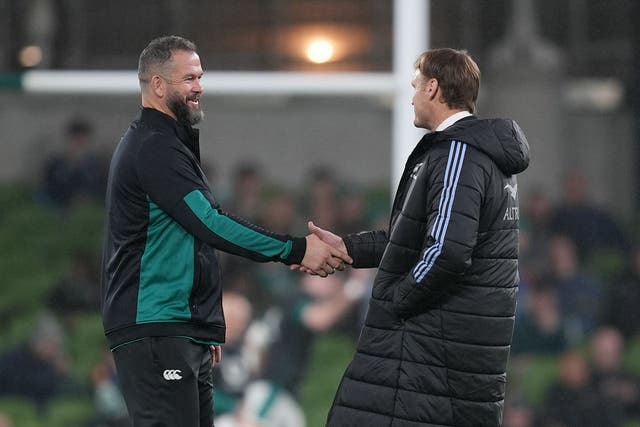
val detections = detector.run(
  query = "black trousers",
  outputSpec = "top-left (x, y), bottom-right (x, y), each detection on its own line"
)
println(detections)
top-left (113, 337), bottom-right (214, 427)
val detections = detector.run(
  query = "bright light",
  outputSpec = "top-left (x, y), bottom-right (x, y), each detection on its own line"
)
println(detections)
top-left (19, 45), bottom-right (43, 68)
top-left (306, 39), bottom-right (334, 64)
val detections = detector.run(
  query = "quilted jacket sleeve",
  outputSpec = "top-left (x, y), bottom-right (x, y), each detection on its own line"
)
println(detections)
top-left (343, 230), bottom-right (388, 268)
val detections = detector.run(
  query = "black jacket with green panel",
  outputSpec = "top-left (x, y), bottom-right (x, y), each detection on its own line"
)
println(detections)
top-left (100, 107), bottom-right (306, 349)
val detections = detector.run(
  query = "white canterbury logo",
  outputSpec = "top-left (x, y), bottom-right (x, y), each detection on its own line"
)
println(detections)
top-left (163, 369), bottom-right (182, 380)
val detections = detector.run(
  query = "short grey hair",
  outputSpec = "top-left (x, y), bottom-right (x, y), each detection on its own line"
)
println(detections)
top-left (138, 35), bottom-right (197, 82)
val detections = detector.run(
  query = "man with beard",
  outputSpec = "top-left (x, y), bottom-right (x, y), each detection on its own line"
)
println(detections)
top-left (100, 36), bottom-right (351, 427)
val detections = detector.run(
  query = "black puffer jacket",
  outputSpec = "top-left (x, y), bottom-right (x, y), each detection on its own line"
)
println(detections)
top-left (327, 116), bottom-right (530, 427)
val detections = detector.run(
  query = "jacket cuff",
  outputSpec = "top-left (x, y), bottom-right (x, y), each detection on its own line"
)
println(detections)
top-left (343, 235), bottom-right (356, 262)
top-left (283, 236), bottom-right (306, 265)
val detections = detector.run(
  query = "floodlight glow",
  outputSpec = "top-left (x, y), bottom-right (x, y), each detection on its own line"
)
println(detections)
top-left (19, 45), bottom-right (43, 68)
top-left (306, 39), bottom-right (334, 64)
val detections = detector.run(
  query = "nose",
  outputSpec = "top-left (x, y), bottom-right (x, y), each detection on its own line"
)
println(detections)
top-left (193, 78), bottom-right (203, 93)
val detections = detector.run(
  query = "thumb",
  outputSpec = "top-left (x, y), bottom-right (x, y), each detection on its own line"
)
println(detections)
top-left (308, 221), bottom-right (325, 237)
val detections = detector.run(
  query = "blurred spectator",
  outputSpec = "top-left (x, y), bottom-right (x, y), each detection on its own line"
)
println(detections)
top-left (214, 292), bottom-right (307, 427)
top-left (602, 246), bottom-right (640, 338)
top-left (0, 312), bottom-right (74, 414)
top-left (217, 162), bottom-right (270, 305)
top-left (45, 250), bottom-right (99, 328)
top-left (589, 327), bottom-right (640, 423)
top-left (90, 350), bottom-right (129, 427)
top-left (0, 414), bottom-right (12, 427)
top-left (260, 270), bottom-right (368, 397)
top-left (547, 235), bottom-right (602, 344)
top-left (540, 350), bottom-right (622, 427)
top-left (303, 166), bottom-right (339, 230)
top-left (261, 191), bottom-right (297, 234)
top-left (215, 380), bottom-right (305, 427)
top-left (502, 398), bottom-right (536, 427)
top-left (226, 161), bottom-right (264, 223)
top-left (519, 187), bottom-right (554, 278)
top-left (511, 282), bottom-right (567, 357)
top-left (335, 188), bottom-right (369, 236)
top-left (253, 191), bottom-right (301, 304)
top-left (550, 170), bottom-right (628, 261)
top-left (219, 265), bottom-right (265, 311)
top-left (213, 290), bottom-right (256, 417)
top-left (38, 117), bottom-right (105, 208)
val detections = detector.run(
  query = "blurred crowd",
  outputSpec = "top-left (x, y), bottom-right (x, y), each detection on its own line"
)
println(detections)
top-left (1, 116), bottom-right (639, 427)
top-left (505, 171), bottom-right (640, 427)
top-left (205, 162), bottom-right (378, 427)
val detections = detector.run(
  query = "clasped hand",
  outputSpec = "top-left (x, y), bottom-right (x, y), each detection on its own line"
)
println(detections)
top-left (296, 221), bottom-right (352, 277)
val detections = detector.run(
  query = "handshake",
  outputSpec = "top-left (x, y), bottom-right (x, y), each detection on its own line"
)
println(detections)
top-left (294, 221), bottom-right (352, 277)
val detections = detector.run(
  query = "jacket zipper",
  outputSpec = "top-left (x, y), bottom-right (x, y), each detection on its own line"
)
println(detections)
top-left (190, 241), bottom-right (202, 314)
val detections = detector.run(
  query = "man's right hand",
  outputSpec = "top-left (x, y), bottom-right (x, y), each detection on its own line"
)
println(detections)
top-left (301, 233), bottom-right (352, 277)
top-left (307, 221), bottom-right (347, 254)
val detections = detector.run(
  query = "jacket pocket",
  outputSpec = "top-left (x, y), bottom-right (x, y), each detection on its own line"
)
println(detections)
top-left (189, 241), bottom-right (223, 325)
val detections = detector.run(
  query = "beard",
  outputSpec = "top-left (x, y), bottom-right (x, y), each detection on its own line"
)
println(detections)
top-left (167, 91), bottom-right (204, 126)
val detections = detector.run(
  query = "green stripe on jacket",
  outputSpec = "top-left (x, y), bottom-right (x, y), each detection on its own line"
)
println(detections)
top-left (183, 189), bottom-right (292, 259)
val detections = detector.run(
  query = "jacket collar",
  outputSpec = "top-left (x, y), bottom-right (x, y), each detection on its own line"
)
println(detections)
top-left (435, 111), bottom-right (473, 131)
top-left (138, 107), bottom-right (201, 160)
top-left (417, 115), bottom-right (477, 147)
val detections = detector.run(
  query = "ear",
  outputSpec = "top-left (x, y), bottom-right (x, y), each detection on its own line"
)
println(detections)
top-left (150, 75), bottom-right (165, 98)
top-left (426, 78), bottom-right (439, 101)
